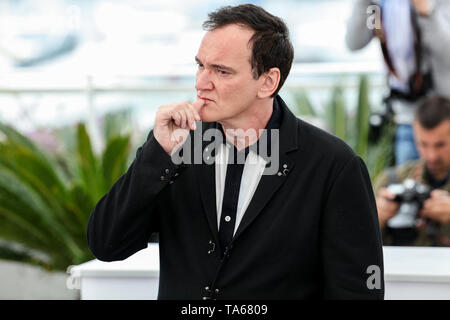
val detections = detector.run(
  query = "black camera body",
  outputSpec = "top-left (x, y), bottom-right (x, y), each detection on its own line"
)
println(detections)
top-left (386, 179), bottom-right (431, 229)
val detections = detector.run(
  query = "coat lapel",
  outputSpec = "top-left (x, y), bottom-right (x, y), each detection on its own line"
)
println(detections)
top-left (233, 96), bottom-right (299, 243)
top-left (194, 123), bottom-right (220, 243)
top-left (195, 160), bottom-right (219, 241)
top-left (233, 153), bottom-right (295, 241)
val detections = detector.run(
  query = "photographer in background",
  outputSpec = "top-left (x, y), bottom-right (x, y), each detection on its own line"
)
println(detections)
top-left (346, 0), bottom-right (450, 165)
top-left (374, 96), bottom-right (450, 246)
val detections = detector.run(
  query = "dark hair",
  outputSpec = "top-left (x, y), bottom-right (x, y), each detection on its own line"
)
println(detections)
top-left (203, 4), bottom-right (294, 97)
top-left (415, 95), bottom-right (450, 129)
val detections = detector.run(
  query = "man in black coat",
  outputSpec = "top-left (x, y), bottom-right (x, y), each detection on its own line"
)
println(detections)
top-left (87, 4), bottom-right (384, 300)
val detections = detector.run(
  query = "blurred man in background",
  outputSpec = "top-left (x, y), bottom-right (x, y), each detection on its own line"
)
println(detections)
top-left (374, 96), bottom-right (450, 246)
top-left (346, 0), bottom-right (450, 165)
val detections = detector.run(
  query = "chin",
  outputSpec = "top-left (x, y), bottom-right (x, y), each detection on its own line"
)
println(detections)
top-left (199, 109), bottom-right (221, 123)
top-left (201, 115), bottom-right (221, 123)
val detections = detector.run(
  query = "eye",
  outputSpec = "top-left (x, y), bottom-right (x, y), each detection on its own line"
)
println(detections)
top-left (196, 62), bottom-right (204, 69)
top-left (217, 69), bottom-right (230, 75)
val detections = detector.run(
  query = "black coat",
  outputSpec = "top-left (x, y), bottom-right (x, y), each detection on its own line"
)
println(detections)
top-left (87, 96), bottom-right (384, 300)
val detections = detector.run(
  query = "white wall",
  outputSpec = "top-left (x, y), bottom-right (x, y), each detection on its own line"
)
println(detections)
top-left (0, 259), bottom-right (79, 300)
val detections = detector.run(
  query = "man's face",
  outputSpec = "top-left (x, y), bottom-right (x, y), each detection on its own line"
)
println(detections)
top-left (195, 24), bottom-right (264, 123)
top-left (413, 119), bottom-right (450, 176)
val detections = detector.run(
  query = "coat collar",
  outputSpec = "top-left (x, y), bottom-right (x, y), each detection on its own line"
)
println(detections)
top-left (194, 95), bottom-right (300, 244)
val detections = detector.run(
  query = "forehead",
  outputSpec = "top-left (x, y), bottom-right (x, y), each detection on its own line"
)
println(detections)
top-left (415, 120), bottom-right (450, 141)
top-left (197, 24), bottom-right (254, 67)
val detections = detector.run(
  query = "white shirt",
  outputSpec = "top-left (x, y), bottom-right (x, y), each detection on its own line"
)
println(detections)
top-left (214, 143), bottom-right (268, 235)
top-left (382, 0), bottom-right (416, 93)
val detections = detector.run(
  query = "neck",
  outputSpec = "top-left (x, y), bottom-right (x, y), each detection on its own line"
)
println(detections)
top-left (219, 98), bottom-right (274, 150)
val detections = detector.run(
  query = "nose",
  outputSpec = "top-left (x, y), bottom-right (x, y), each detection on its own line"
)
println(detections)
top-left (424, 147), bottom-right (440, 164)
top-left (195, 68), bottom-right (214, 92)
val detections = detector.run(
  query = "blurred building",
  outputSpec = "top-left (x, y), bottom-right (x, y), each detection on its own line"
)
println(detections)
top-left (0, 0), bottom-right (384, 140)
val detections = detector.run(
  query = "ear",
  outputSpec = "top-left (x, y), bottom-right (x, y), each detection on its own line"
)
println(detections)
top-left (257, 67), bottom-right (281, 99)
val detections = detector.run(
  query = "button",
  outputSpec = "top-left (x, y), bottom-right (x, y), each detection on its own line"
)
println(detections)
top-left (205, 286), bottom-right (210, 291)
top-left (223, 244), bottom-right (233, 258)
top-left (225, 216), bottom-right (231, 222)
top-left (283, 164), bottom-right (287, 168)
top-left (160, 176), bottom-right (165, 181)
top-left (207, 240), bottom-right (215, 254)
top-left (215, 288), bottom-right (220, 293)
top-left (165, 169), bottom-right (170, 174)
top-left (277, 172), bottom-right (282, 176)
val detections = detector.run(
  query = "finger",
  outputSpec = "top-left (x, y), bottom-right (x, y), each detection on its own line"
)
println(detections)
top-left (431, 189), bottom-right (449, 198)
top-left (170, 110), bottom-right (181, 127)
top-left (184, 105), bottom-right (196, 130)
top-left (178, 109), bottom-right (187, 129)
top-left (187, 102), bottom-right (201, 122)
top-left (192, 99), bottom-right (206, 115)
top-left (379, 188), bottom-right (396, 200)
top-left (377, 197), bottom-right (397, 211)
top-left (422, 198), bottom-right (443, 211)
top-left (384, 201), bottom-right (399, 211)
top-left (421, 208), bottom-right (434, 219)
top-left (422, 200), bottom-right (440, 217)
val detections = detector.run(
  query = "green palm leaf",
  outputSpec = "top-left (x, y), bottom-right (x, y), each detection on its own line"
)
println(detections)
top-left (332, 86), bottom-right (347, 141)
top-left (0, 117), bottom-right (131, 270)
top-left (0, 172), bottom-right (86, 269)
top-left (0, 123), bottom-right (69, 189)
top-left (75, 123), bottom-right (104, 202)
top-left (355, 75), bottom-right (371, 160)
top-left (102, 135), bottom-right (131, 191)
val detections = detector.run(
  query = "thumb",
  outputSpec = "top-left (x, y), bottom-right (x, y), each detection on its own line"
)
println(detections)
top-left (379, 188), bottom-right (396, 200)
top-left (431, 189), bottom-right (448, 199)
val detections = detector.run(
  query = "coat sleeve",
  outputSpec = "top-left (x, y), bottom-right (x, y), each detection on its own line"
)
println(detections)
top-left (87, 130), bottom-right (181, 261)
top-left (321, 155), bottom-right (384, 299)
top-left (417, 0), bottom-right (450, 60)
top-left (417, 0), bottom-right (450, 98)
top-left (345, 0), bottom-right (375, 51)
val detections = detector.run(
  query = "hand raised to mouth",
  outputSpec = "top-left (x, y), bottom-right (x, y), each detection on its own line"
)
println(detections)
top-left (153, 99), bottom-right (205, 155)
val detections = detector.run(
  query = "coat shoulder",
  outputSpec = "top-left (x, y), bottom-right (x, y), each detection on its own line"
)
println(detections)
top-left (296, 117), bottom-right (357, 166)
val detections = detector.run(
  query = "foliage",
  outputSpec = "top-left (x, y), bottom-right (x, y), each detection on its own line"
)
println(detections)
top-left (0, 118), bottom-right (132, 271)
top-left (291, 75), bottom-right (395, 181)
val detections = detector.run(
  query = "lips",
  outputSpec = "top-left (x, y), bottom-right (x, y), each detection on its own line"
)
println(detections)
top-left (427, 162), bottom-right (442, 170)
top-left (198, 95), bottom-right (214, 102)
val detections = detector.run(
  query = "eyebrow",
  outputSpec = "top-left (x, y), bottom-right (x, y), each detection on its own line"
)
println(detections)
top-left (195, 56), bottom-right (236, 73)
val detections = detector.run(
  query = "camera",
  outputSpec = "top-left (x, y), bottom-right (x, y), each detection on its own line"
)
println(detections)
top-left (369, 109), bottom-right (393, 143)
top-left (368, 95), bottom-right (395, 143)
top-left (386, 179), bottom-right (431, 229)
